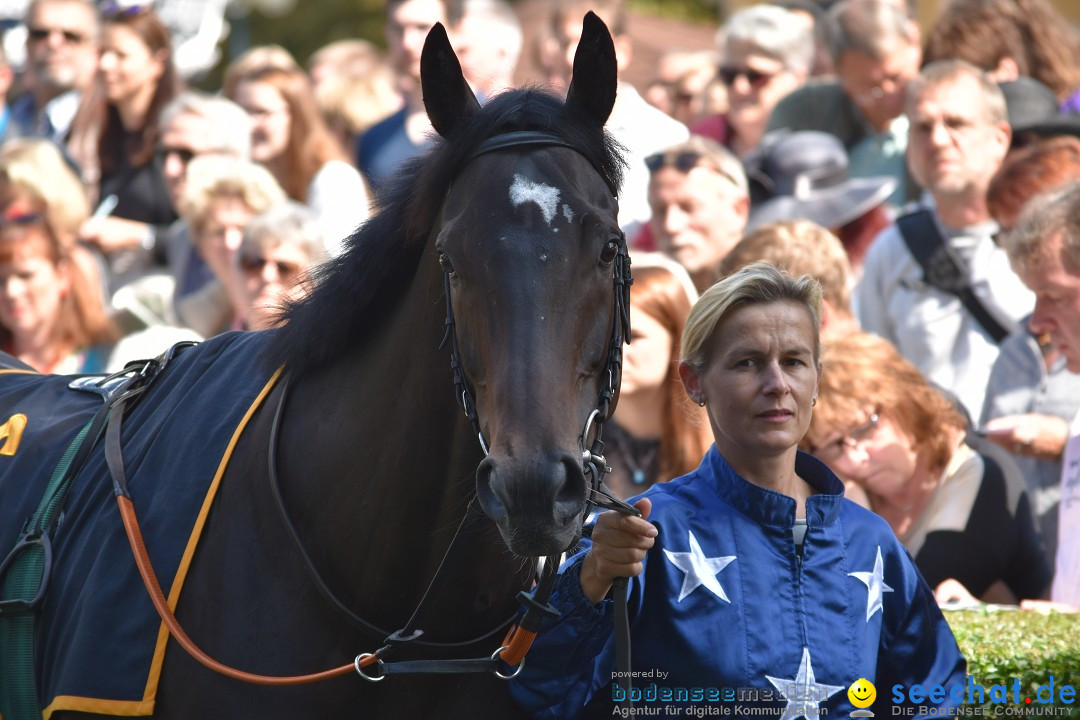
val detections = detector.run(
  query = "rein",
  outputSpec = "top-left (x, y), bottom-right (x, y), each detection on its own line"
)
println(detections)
top-left (109, 369), bottom-right (561, 685)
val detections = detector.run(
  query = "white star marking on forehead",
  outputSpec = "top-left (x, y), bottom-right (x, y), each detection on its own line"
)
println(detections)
top-left (509, 174), bottom-right (561, 226)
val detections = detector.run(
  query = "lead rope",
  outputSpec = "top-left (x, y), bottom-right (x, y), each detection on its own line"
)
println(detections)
top-left (582, 242), bottom-right (639, 713)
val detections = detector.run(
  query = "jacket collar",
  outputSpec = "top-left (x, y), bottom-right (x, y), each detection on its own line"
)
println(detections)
top-left (700, 446), bottom-right (845, 528)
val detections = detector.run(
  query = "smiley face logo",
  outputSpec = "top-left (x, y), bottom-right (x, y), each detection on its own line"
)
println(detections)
top-left (848, 678), bottom-right (876, 708)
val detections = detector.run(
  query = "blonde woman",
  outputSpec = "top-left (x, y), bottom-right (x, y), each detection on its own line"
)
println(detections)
top-left (0, 139), bottom-right (92, 242)
top-left (510, 264), bottom-right (965, 718)
top-left (176, 155), bottom-right (286, 337)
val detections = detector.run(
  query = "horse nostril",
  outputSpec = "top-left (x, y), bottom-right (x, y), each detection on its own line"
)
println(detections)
top-left (553, 452), bottom-right (588, 525)
top-left (475, 457), bottom-right (509, 526)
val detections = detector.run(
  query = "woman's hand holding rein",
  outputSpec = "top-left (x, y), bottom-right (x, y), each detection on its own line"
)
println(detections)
top-left (580, 498), bottom-right (657, 605)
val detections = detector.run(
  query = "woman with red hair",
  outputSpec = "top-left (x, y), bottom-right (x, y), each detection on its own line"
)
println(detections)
top-left (226, 53), bottom-right (370, 256)
top-left (604, 255), bottom-right (712, 499)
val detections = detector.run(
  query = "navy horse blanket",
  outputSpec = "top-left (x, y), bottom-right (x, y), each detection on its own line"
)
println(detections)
top-left (0, 331), bottom-right (281, 717)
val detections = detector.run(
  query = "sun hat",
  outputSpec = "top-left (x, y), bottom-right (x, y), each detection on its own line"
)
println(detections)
top-left (745, 130), bottom-right (896, 231)
top-left (999, 77), bottom-right (1080, 147)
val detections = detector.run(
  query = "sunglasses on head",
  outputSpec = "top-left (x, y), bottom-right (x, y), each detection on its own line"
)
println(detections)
top-left (644, 151), bottom-right (739, 187)
top-left (717, 66), bottom-right (776, 89)
top-left (239, 254), bottom-right (302, 281)
top-left (27, 26), bottom-right (85, 44)
top-left (645, 151), bottom-right (710, 174)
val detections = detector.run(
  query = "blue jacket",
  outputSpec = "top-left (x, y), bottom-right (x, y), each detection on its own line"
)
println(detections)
top-left (510, 447), bottom-right (967, 718)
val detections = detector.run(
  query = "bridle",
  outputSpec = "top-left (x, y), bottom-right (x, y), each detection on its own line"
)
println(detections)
top-left (441, 129), bottom-right (638, 517)
top-left (100, 129), bottom-right (641, 690)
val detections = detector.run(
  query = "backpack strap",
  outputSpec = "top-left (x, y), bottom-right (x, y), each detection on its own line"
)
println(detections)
top-left (895, 209), bottom-right (1015, 343)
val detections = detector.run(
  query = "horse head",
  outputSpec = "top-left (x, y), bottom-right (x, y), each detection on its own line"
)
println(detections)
top-left (421, 13), bottom-right (627, 557)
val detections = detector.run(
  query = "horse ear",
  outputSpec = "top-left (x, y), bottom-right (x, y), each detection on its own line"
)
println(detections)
top-left (421, 22), bottom-right (480, 138)
top-left (564, 11), bottom-right (618, 127)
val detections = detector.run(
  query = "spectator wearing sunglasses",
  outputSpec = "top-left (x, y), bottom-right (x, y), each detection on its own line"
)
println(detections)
top-left (10, 0), bottom-right (100, 145)
top-left (231, 202), bottom-right (326, 331)
top-left (803, 331), bottom-right (1051, 606)
top-left (644, 136), bottom-right (749, 294)
top-left (767, 0), bottom-right (922, 207)
top-left (691, 4), bottom-right (813, 160)
top-left (152, 92), bottom-right (253, 329)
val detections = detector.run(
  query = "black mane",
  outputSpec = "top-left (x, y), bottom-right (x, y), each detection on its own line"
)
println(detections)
top-left (264, 87), bottom-right (625, 376)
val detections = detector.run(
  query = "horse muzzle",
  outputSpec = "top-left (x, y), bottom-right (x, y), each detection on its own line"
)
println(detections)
top-left (475, 450), bottom-right (587, 557)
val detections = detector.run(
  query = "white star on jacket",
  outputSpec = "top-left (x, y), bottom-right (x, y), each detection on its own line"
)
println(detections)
top-left (662, 530), bottom-right (736, 602)
top-left (766, 647), bottom-right (845, 720)
top-left (848, 545), bottom-right (894, 621)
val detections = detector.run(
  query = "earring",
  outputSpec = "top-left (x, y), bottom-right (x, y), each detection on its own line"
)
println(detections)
top-left (812, 396), bottom-right (817, 407)
top-left (697, 398), bottom-right (706, 407)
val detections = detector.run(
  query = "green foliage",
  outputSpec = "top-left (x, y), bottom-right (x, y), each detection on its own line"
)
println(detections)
top-left (244, 0), bottom-right (387, 63)
top-left (945, 609), bottom-right (1080, 712)
top-left (627, 0), bottom-right (719, 23)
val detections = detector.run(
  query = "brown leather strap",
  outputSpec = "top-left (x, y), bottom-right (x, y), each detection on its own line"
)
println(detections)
top-left (116, 495), bottom-right (369, 685)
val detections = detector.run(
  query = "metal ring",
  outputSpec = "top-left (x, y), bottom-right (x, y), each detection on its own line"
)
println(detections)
top-left (492, 646), bottom-right (525, 680)
top-left (354, 653), bottom-right (386, 682)
top-left (581, 408), bottom-right (602, 448)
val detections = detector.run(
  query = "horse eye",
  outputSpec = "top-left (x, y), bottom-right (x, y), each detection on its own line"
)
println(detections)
top-left (438, 252), bottom-right (456, 275)
top-left (600, 236), bottom-right (622, 264)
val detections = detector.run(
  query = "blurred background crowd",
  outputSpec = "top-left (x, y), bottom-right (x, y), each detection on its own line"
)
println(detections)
top-left (0, 0), bottom-right (1078, 611)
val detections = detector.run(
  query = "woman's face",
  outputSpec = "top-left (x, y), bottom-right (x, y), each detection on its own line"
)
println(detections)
top-left (197, 196), bottom-right (256, 283)
top-left (99, 23), bottom-right (164, 107)
top-left (810, 411), bottom-right (919, 499)
top-left (234, 80), bottom-right (291, 164)
top-left (681, 300), bottom-right (819, 465)
top-left (0, 232), bottom-right (68, 342)
top-left (238, 240), bottom-right (311, 330)
top-left (620, 306), bottom-right (673, 396)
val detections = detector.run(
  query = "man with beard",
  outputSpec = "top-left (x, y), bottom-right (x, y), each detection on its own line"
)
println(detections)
top-left (1000, 182), bottom-right (1080, 612)
top-left (11, 0), bottom-right (100, 144)
top-left (855, 60), bottom-right (1034, 423)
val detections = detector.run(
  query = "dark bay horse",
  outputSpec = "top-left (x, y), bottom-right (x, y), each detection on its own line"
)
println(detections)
top-left (0, 13), bottom-right (628, 720)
